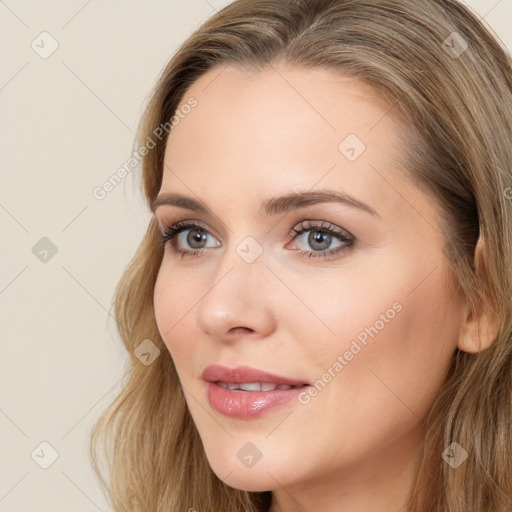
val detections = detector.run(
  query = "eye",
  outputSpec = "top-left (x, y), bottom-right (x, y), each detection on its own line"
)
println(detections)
top-left (160, 220), bottom-right (220, 258)
top-left (286, 220), bottom-right (355, 260)
top-left (159, 219), bottom-right (355, 261)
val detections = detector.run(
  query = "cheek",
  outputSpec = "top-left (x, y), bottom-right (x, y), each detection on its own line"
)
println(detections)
top-left (315, 266), bottom-right (460, 425)
top-left (153, 268), bottom-right (174, 338)
top-left (153, 265), bottom-right (199, 359)
top-left (280, 266), bottom-right (401, 356)
top-left (291, 252), bottom-right (460, 405)
top-left (371, 276), bottom-right (460, 387)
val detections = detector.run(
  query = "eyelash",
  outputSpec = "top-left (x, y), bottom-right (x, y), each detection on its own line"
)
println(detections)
top-left (160, 220), bottom-right (355, 261)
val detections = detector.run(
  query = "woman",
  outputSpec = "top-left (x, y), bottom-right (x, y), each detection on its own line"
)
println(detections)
top-left (90, 0), bottom-right (512, 510)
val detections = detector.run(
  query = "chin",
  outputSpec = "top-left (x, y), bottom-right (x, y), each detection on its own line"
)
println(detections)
top-left (218, 471), bottom-right (274, 493)
top-left (205, 455), bottom-right (276, 492)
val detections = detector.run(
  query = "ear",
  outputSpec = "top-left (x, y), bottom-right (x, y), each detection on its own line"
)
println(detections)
top-left (457, 297), bottom-right (501, 353)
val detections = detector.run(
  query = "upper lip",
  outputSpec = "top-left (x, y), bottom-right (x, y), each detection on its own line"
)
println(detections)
top-left (202, 364), bottom-right (310, 386)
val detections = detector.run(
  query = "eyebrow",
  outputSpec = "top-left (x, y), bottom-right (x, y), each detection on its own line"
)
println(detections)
top-left (151, 189), bottom-right (380, 218)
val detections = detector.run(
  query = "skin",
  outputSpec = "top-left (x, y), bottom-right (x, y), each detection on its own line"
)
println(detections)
top-left (152, 62), bottom-right (486, 512)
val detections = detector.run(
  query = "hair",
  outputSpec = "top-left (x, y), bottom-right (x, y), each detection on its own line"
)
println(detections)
top-left (89, 0), bottom-right (512, 510)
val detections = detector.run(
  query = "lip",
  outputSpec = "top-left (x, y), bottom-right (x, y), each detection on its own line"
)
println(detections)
top-left (202, 364), bottom-right (311, 419)
top-left (202, 364), bottom-right (310, 386)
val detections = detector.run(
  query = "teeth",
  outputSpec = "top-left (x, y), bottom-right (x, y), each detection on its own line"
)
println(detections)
top-left (239, 382), bottom-right (262, 391)
top-left (216, 382), bottom-right (296, 391)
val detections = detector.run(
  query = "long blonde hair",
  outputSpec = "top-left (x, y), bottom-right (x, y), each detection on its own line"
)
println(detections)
top-left (89, 1), bottom-right (512, 510)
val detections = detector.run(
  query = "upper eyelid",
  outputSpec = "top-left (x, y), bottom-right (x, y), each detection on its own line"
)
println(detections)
top-left (158, 217), bottom-right (214, 232)
top-left (292, 220), bottom-right (353, 238)
top-left (170, 219), bottom-right (220, 239)
top-left (154, 208), bottom-right (355, 236)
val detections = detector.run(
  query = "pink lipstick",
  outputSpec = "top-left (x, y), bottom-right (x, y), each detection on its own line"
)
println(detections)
top-left (202, 364), bottom-right (310, 418)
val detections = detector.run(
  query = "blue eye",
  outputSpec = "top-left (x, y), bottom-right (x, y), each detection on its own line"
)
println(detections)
top-left (161, 221), bottom-right (220, 258)
top-left (290, 221), bottom-right (354, 259)
top-left (160, 220), bottom-right (355, 260)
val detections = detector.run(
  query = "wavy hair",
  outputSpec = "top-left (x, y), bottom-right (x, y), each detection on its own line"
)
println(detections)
top-left (89, 0), bottom-right (512, 510)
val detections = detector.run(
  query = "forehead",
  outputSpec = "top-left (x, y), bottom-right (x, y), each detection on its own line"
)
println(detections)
top-left (166, 63), bottom-right (397, 154)
top-left (161, 63), bottom-right (409, 214)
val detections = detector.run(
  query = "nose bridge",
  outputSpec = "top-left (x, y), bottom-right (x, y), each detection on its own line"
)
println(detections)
top-left (196, 237), bottom-right (275, 341)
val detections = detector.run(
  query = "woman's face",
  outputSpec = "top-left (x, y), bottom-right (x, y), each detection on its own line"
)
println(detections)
top-left (153, 63), bottom-right (465, 499)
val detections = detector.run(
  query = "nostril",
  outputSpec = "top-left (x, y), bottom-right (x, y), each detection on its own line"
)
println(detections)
top-left (228, 326), bottom-right (254, 336)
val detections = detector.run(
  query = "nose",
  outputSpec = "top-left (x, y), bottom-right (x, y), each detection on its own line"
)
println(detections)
top-left (196, 249), bottom-right (277, 343)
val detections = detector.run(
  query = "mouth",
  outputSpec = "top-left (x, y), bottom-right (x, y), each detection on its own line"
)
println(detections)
top-left (215, 381), bottom-right (307, 391)
top-left (202, 364), bottom-right (312, 418)
top-left (202, 364), bottom-right (310, 387)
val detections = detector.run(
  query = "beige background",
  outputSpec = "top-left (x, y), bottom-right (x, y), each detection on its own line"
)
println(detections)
top-left (0, 1), bottom-right (510, 510)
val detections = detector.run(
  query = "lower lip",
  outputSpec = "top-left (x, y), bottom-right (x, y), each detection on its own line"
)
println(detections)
top-left (206, 382), bottom-right (309, 418)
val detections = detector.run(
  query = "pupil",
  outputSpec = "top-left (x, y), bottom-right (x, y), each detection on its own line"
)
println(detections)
top-left (309, 231), bottom-right (331, 250)
top-left (188, 229), bottom-right (207, 248)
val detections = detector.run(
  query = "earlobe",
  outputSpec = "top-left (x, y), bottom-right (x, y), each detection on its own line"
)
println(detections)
top-left (457, 322), bottom-right (483, 354)
top-left (458, 234), bottom-right (502, 354)
top-left (457, 301), bottom-right (501, 354)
